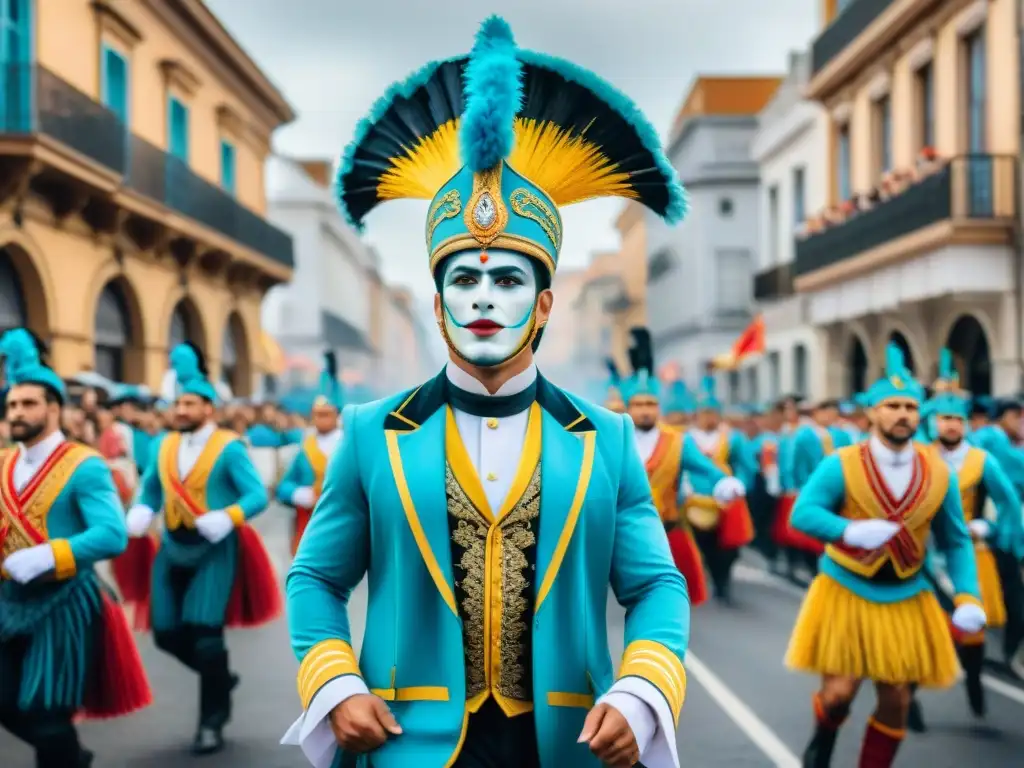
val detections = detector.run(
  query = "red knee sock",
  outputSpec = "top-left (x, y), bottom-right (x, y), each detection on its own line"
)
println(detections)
top-left (813, 692), bottom-right (848, 731)
top-left (858, 716), bottom-right (904, 767)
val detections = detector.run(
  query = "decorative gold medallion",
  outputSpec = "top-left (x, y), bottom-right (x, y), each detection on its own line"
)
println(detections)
top-left (509, 188), bottom-right (562, 252)
top-left (465, 165), bottom-right (508, 246)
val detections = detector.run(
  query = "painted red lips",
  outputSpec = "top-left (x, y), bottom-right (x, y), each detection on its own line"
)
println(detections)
top-left (466, 319), bottom-right (504, 337)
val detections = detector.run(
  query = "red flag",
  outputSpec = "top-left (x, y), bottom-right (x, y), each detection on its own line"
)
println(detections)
top-left (731, 315), bottom-right (765, 361)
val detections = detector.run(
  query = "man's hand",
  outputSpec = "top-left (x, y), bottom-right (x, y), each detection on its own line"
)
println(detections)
top-left (329, 694), bottom-right (402, 753)
top-left (579, 702), bottom-right (639, 767)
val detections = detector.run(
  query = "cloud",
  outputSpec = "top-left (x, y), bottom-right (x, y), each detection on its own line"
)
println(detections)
top-left (208, 0), bottom-right (818, 298)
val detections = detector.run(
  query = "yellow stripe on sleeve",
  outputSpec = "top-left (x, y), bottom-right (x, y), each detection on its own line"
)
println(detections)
top-left (617, 640), bottom-right (687, 724)
top-left (297, 639), bottom-right (362, 710)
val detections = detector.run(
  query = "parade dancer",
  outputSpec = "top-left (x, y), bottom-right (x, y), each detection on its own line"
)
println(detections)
top-left (785, 344), bottom-right (985, 768)
top-left (620, 328), bottom-right (744, 608)
top-left (778, 400), bottom-right (853, 579)
top-left (684, 374), bottom-right (756, 603)
top-left (907, 352), bottom-right (1023, 729)
top-left (0, 329), bottom-right (151, 768)
top-left (283, 16), bottom-right (690, 768)
top-left (277, 352), bottom-right (343, 556)
top-left (748, 402), bottom-right (784, 564)
top-left (125, 342), bottom-right (280, 755)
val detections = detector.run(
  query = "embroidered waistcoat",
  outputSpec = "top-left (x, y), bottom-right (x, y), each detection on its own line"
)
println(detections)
top-left (646, 429), bottom-right (683, 524)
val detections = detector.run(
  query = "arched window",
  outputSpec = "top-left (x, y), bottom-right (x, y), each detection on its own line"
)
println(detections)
top-left (169, 301), bottom-right (196, 350)
top-left (848, 335), bottom-right (868, 395)
top-left (793, 343), bottom-right (808, 396)
top-left (0, 249), bottom-right (26, 335)
top-left (888, 330), bottom-right (914, 374)
top-left (946, 315), bottom-right (991, 395)
top-left (222, 323), bottom-right (238, 392)
top-left (94, 282), bottom-right (131, 381)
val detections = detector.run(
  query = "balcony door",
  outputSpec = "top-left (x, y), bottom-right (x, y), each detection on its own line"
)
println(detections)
top-left (0, 0), bottom-right (31, 129)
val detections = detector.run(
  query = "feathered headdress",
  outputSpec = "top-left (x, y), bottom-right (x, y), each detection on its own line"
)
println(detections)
top-left (0, 328), bottom-right (65, 401)
top-left (315, 351), bottom-right (343, 410)
top-left (336, 15), bottom-right (686, 278)
top-left (865, 342), bottom-right (923, 407)
top-left (664, 379), bottom-right (694, 415)
top-left (603, 357), bottom-right (624, 407)
top-left (696, 373), bottom-right (721, 412)
top-left (167, 342), bottom-right (217, 402)
top-left (928, 347), bottom-right (970, 420)
top-left (621, 327), bottom-right (659, 402)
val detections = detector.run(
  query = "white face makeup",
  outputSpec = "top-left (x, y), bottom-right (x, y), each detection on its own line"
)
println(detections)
top-left (440, 250), bottom-right (539, 367)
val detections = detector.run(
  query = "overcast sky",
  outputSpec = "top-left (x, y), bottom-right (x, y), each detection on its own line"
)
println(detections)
top-left (207, 0), bottom-right (819, 301)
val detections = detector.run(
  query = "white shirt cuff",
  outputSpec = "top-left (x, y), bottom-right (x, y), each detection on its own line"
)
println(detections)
top-left (281, 675), bottom-right (369, 767)
top-left (600, 678), bottom-right (679, 768)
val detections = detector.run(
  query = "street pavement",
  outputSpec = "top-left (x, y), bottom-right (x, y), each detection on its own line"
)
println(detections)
top-left (4, 506), bottom-right (1024, 766)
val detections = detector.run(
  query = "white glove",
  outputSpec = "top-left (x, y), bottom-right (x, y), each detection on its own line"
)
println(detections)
top-left (712, 476), bottom-right (746, 504)
top-left (126, 505), bottom-right (156, 538)
top-left (764, 467), bottom-right (782, 497)
top-left (841, 519), bottom-right (901, 549)
top-left (291, 486), bottom-right (316, 508)
top-left (3, 544), bottom-right (56, 584)
top-left (195, 511), bottom-right (236, 544)
top-left (951, 602), bottom-right (987, 634)
top-left (968, 519), bottom-right (991, 539)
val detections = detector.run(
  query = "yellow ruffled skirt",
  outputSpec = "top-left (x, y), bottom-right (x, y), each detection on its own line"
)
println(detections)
top-left (975, 545), bottom-right (1006, 628)
top-left (786, 574), bottom-right (959, 688)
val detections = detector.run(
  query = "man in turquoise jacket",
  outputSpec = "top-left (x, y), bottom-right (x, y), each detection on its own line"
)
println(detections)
top-left (126, 342), bottom-right (275, 755)
top-left (0, 328), bottom-right (150, 767)
top-left (282, 16), bottom-right (690, 768)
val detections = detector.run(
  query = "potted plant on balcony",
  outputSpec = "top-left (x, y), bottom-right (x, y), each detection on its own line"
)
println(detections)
top-left (840, 199), bottom-right (857, 219)
top-left (917, 146), bottom-right (941, 177)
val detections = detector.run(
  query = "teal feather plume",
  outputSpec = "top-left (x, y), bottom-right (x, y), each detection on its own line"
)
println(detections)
top-left (884, 342), bottom-right (906, 377)
top-left (169, 342), bottom-right (203, 384)
top-left (700, 374), bottom-right (715, 397)
top-left (0, 328), bottom-right (42, 376)
top-left (938, 347), bottom-right (956, 382)
top-left (460, 15), bottom-right (522, 172)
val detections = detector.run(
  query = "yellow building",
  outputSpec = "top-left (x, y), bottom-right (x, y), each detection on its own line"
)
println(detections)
top-left (0, 0), bottom-right (295, 396)
top-left (796, 0), bottom-right (1018, 395)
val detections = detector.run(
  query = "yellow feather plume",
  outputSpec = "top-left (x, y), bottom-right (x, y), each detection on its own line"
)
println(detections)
top-left (377, 120), bottom-right (462, 200)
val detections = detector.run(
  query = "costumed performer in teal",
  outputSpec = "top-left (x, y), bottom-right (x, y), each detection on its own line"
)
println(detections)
top-left (908, 348), bottom-right (1023, 730)
top-left (682, 373), bottom-right (756, 604)
top-left (283, 16), bottom-right (690, 768)
top-left (619, 327), bottom-right (744, 609)
top-left (277, 351), bottom-right (344, 556)
top-left (0, 328), bottom-right (151, 768)
top-left (784, 343), bottom-right (984, 768)
top-left (125, 342), bottom-right (279, 755)
top-left (747, 401), bottom-right (784, 563)
top-left (660, 378), bottom-right (693, 431)
top-left (779, 399), bottom-right (853, 576)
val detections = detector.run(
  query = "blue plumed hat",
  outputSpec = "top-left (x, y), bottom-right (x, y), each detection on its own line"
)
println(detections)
top-left (696, 374), bottom-right (721, 412)
top-left (314, 351), bottom-right (343, 410)
top-left (620, 328), bottom-right (658, 402)
top-left (865, 342), bottom-right (924, 407)
top-left (928, 347), bottom-right (969, 419)
top-left (168, 342), bottom-right (217, 403)
top-left (664, 379), bottom-right (694, 415)
top-left (335, 16), bottom-right (686, 278)
top-left (0, 328), bottom-right (66, 402)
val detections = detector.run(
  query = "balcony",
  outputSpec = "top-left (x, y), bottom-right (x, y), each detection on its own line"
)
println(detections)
top-left (0, 63), bottom-right (293, 270)
top-left (811, 0), bottom-right (893, 75)
top-left (794, 155), bottom-right (1015, 282)
top-left (753, 262), bottom-right (795, 301)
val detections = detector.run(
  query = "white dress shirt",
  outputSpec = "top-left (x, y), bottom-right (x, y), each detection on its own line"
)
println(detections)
top-left (633, 426), bottom-right (661, 465)
top-left (13, 430), bottom-right (66, 494)
top-left (314, 428), bottom-right (342, 459)
top-left (283, 363), bottom-right (677, 767)
top-left (688, 427), bottom-right (720, 455)
top-left (939, 440), bottom-right (970, 473)
top-left (867, 436), bottom-right (914, 499)
top-left (177, 422), bottom-right (217, 477)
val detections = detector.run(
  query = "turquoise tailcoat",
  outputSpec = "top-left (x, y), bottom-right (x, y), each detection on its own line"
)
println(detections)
top-left (288, 373), bottom-right (690, 768)
top-left (685, 428), bottom-right (754, 497)
top-left (972, 425), bottom-right (1024, 498)
top-left (0, 447), bottom-right (128, 710)
top-left (137, 434), bottom-right (268, 629)
top-left (964, 448), bottom-right (1024, 559)
top-left (678, 433), bottom-right (728, 503)
top-left (277, 444), bottom-right (321, 504)
top-left (789, 452), bottom-right (980, 604)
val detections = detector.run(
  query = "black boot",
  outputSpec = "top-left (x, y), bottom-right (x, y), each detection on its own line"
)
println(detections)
top-left (802, 726), bottom-right (838, 768)
top-left (906, 697), bottom-right (926, 733)
top-left (958, 643), bottom-right (986, 717)
top-left (192, 651), bottom-right (239, 755)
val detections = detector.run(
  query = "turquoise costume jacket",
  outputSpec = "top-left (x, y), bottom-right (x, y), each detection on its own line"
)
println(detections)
top-left (972, 425), bottom-right (1024, 498)
top-left (0, 444), bottom-right (128, 710)
top-left (136, 432), bottom-right (268, 628)
top-left (246, 424), bottom-right (283, 448)
top-left (684, 427), bottom-right (755, 498)
top-left (287, 374), bottom-right (690, 768)
top-left (957, 447), bottom-right (1024, 559)
top-left (675, 433), bottom-right (729, 503)
top-left (789, 425), bottom-right (852, 491)
top-left (277, 440), bottom-right (328, 505)
top-left (789, 451), bottom-right (980, 604)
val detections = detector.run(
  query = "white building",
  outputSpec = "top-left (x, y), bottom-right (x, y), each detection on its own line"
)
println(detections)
top-left (749, 51), bottom-right (828, 403)
top-left (646, 77), bottom-right (781, 404)
top-left (262, 156), bottom-right (377, 389)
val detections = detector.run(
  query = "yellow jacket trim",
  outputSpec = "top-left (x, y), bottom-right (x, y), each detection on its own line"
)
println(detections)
top-left (618, 640), bottom-right (687, 724)
top-left (297, 639), bottom-right (362, 710)
top-left (547, 691), bottom-right (594, 708)
top-left (370, 686), bottom-right (450, 702)
top-left (954, 593), bottom-right (984, 610)
top-left (225, 504), bottom-right (246, 528)
top-left (49, 538), bottom-right (76, 580)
